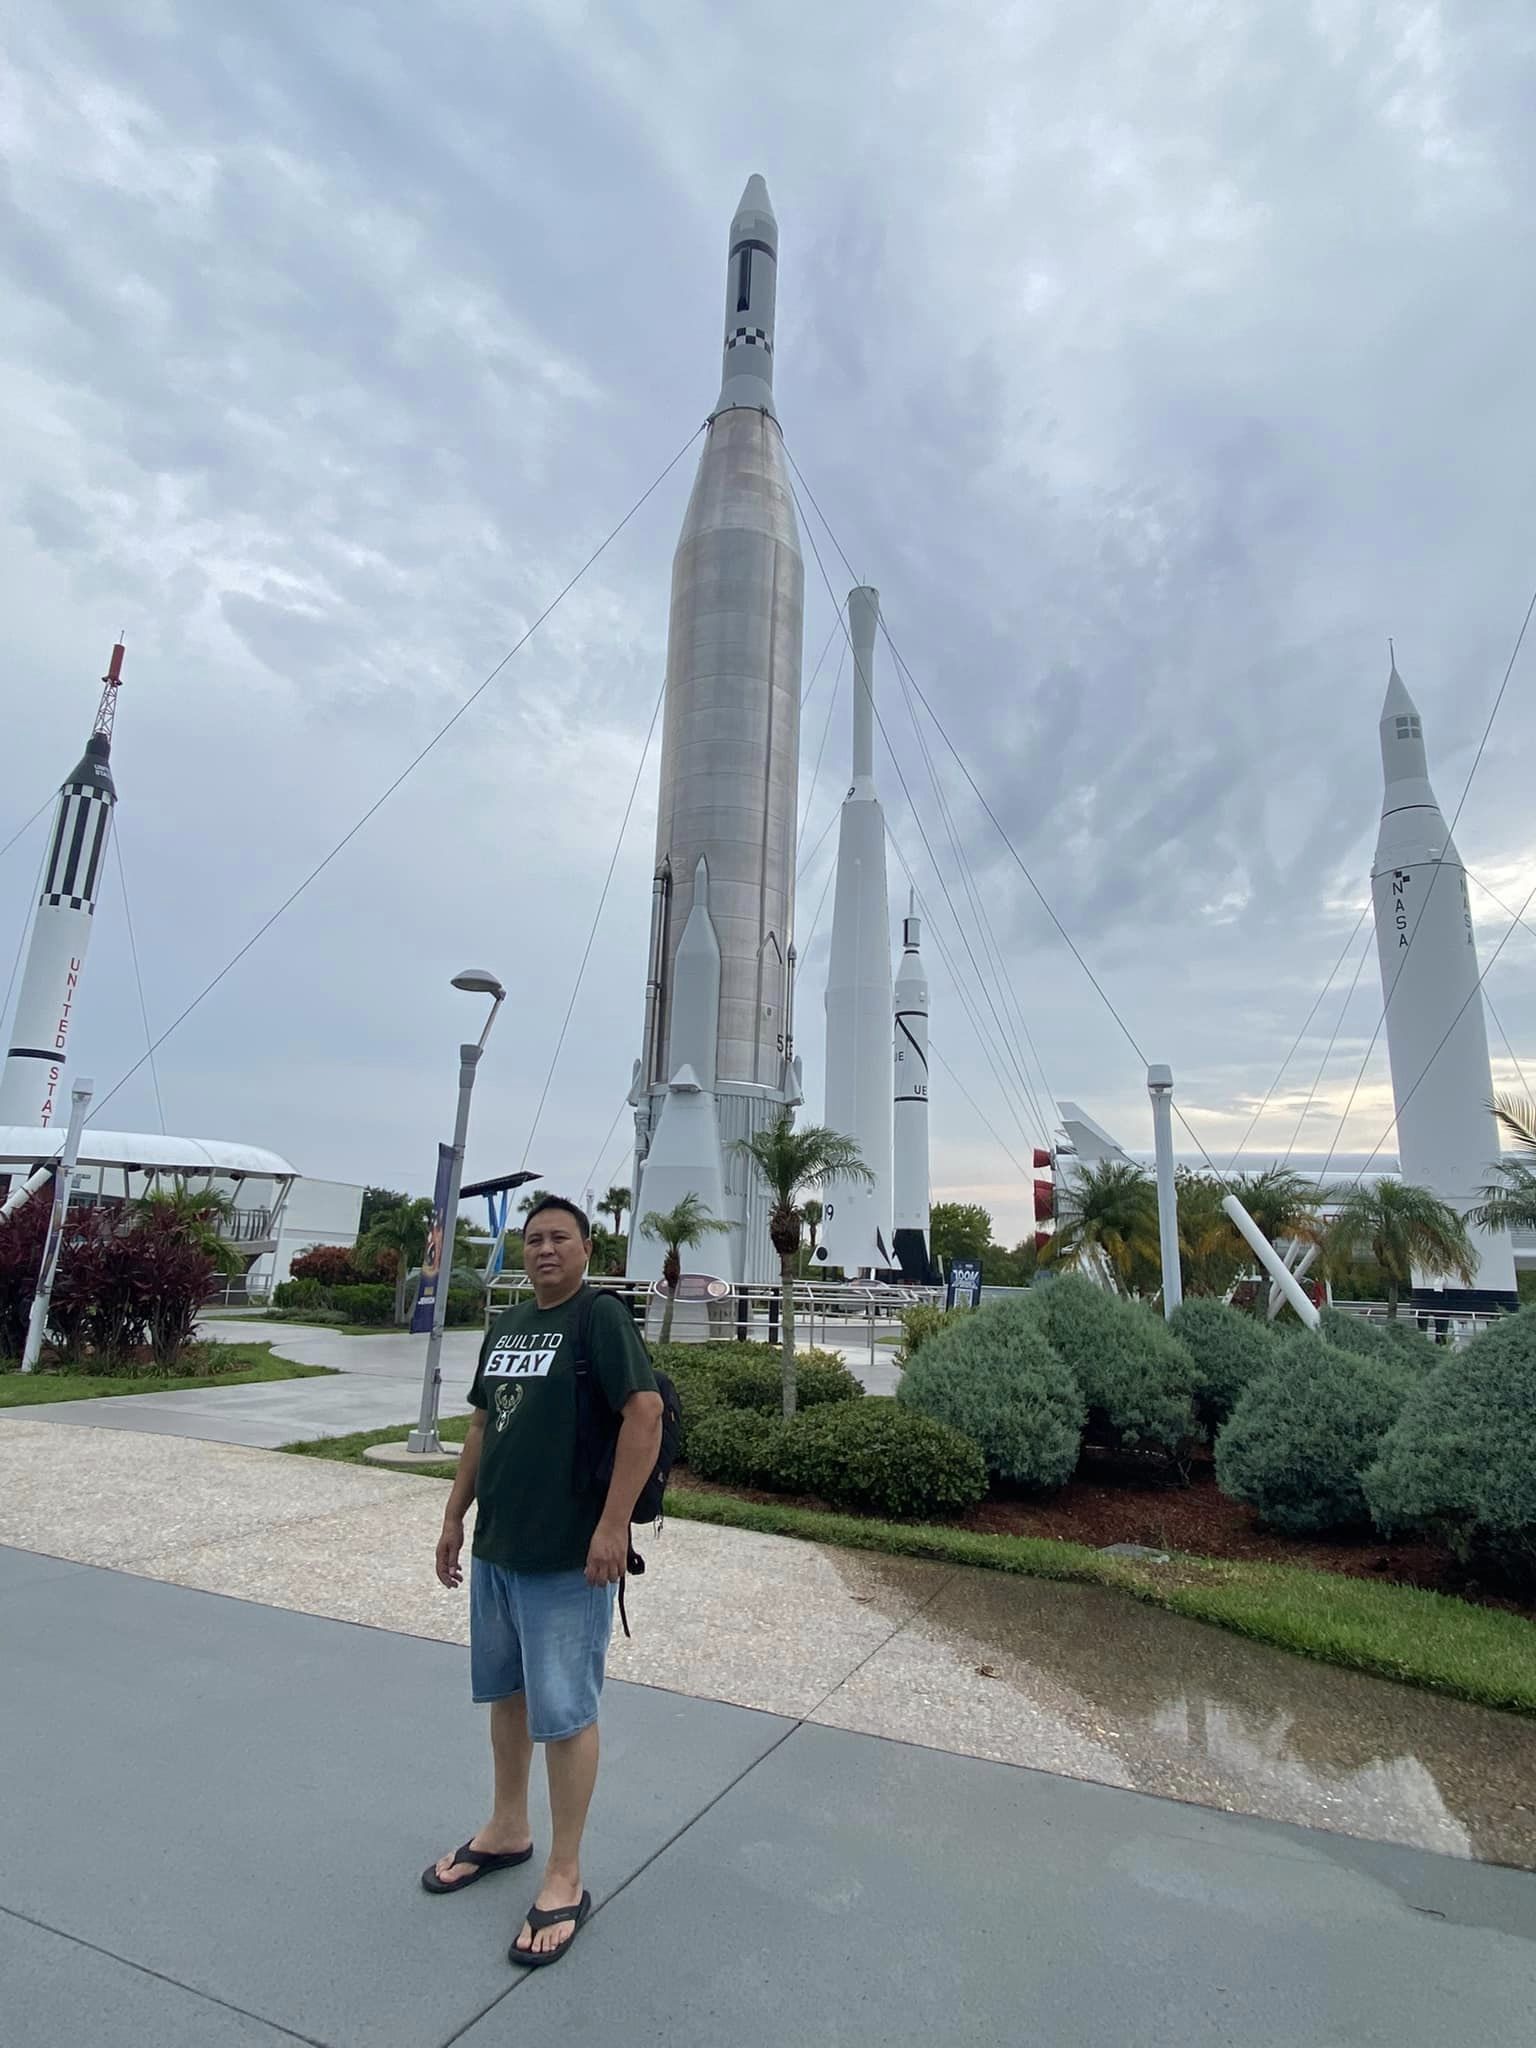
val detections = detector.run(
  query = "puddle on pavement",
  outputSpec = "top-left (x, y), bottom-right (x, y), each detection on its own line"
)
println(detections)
top-left (820, 1551), bottom-right (1536, 1871)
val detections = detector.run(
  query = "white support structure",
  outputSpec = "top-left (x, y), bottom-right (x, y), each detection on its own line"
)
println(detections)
top-left (1222, 1193), bottom-right (1320, 1329)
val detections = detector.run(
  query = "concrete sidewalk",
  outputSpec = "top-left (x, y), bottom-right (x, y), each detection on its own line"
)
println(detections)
top-left (0, 1320), bottom-right (900, 1443)
top-left (2, 1548), bottom-right (1533, 2048)
top-left (4, 1417), bottom-right (1536, 1871)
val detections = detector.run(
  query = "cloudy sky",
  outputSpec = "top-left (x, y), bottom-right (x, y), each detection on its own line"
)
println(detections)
top-left (3, 1), bottom-right (1533, 1243)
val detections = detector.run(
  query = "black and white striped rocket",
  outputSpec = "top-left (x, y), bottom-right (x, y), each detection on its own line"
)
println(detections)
top-left (0, 645), bottom-right (123, 1128)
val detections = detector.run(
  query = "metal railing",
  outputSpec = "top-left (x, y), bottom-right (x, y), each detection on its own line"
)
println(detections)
top-left (484, 1273), bottom-right (943, 1364)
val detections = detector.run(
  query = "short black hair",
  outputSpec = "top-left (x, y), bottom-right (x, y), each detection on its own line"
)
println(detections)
top-left (522, 1194), bottom-right (591, 1239)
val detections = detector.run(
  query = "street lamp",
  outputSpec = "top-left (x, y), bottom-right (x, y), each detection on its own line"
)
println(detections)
top-left (407, 969), bottom-right (506, 1455)
top-left (1147, 1064), bottom-right (1183, 1319)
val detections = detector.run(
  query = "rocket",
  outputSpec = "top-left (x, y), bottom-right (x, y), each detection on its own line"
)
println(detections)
top-left (892, 891), bottom-right (934, 1280)
top-left (1370, 655), bottom-right (1517, 1302)
top-left (1, 644), bottom-right (124, 1129)
top-left (625, 858), bottom-right (729, 1238)
top-left (627, 177), bottom-right (804, 1287)
top-left (813, 586), bottom-right (894, 1274)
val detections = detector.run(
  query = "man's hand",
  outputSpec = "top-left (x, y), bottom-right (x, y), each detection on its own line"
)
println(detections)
top-left (585, 1516), bottom-right (629, 1588)
top-left (436, 1514), bottom-right (465, 1589)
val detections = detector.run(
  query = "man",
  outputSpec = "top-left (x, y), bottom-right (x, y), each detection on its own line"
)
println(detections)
top-left (426, 1194), bottom-right (663, 1968)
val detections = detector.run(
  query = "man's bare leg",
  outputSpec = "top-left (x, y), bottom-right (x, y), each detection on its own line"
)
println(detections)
top-left (512, 1722), bottom-right (600, 1958)
top-left (434, 1694), bottom-right (535, 1884)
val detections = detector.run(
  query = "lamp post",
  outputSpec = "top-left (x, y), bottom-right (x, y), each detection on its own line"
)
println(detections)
top-left (407, 970), bottom-right (505, 1455)
top-left (1147, 1064), bottom-right (1183, 1319)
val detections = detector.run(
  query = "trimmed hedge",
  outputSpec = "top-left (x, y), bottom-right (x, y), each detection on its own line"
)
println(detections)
top-left (897, 1299), bottom-right (1083, 1490)
top-left (712, 1355), bottom-right (862, 1415)
top-left (1367, 1309), bottom-right (1536, 1588)
top-left (1320, 1304), bottom-right (1439, 1374)
top-left (688, 1397), bottom-right (987, 1520)
top-left (329, 1284), bottom-right (394, 1325)
top-left (1168, 1297), bottom-right (1278, 1435)
top-left (687, 1410), bottom-right (786, 1490)
top-left (273, 1278), bottom-right (326, 1312)
top-left (777, 1401), bottom-right (987, 1518)
top-left (1023, 1274), bottom-right (1197, 1460)
top-left (1216, 1334), bottom-right (1415, 1535)
top-left (894, 1302), bottom-right (969, 1367)
top-left (652, 1340), bottom-right (851, 1452)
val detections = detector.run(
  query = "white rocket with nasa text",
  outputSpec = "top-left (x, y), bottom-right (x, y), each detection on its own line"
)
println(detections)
top-left (1369, 657), bottom-right (1516, 1301)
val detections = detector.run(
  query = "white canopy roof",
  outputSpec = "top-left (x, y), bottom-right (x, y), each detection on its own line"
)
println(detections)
top-left (0, 1127), bottom-right (296, 1179)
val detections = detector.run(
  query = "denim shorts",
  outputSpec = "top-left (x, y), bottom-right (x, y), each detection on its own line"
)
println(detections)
top-left (468, 1558), bottom-right (616, 1742)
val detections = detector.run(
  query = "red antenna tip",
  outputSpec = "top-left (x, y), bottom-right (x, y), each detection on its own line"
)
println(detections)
top-left (105, 642), bottom-right (125, 685)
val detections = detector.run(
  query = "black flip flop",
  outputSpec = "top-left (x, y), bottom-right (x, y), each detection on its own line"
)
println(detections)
top-left (421, 1840), bottom-right (534, 1894)
top-left (509, 1890), bottom-right (592, 1968)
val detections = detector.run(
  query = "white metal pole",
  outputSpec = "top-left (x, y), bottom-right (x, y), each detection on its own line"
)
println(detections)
top-left (409, 1045), bottom-right (481, 1455)
top-left (1147, 1065), bottom-right (1182, 1318)
top-left (1222, 1194), bottom-right (1320, 1329)
top-left (21, 1077), bottom-right (93, 1372)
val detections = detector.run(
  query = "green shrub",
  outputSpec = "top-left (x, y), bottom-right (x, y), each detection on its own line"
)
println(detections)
top-left (1216, 1334), bottom-right (1415, 1535)
top-left (897, 1299), bottom-right (1083, 1489)
top-left (894, 1302), bottom-right (969, 1368)
top-left (712, 1355), bottom-right (862, 1415)
top-left (328, 1284), bottom-right (395, 1325)
top-left (1366, 1310), bottom-right (1536, 1588)
top-left (444, 1290), bottom-right (483, 1328)
top-left (1168, 1297), bottom-right (1279, 1434)
top-left (273, 1278), bottom-right (327, 1312)
top-left (686, 1398), bottom-right (987, 1519)
top-left (687, 1409), bottom-right (786, 1489)
top-left (651, 1340), bottom-right (842, 1381)
top-left (1023, 1273), bottom-right (1197, 1460)
top-left (1320, 1305), bottom-right (1439, 1374)
top-left (777, 1400), bottom-right (987, 1518)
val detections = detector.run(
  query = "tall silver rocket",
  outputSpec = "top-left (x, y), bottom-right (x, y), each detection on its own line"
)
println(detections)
top-left (628, 178), bottom-right (804, 1286)
top-left (892, 892), bottom-right (934, 1279)
top-left (812, 586), bottom-right (894, 1274)
top-left (1370, 656), bottom-right (1516, 1302)
top-left (1, 644), bottom-right (123, 1128)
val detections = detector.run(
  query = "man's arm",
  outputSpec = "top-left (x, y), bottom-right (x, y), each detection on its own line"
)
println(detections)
top-left (435, 1409), bottom-right (486, 1588)
top-left (585, 1389), bottom-right (664, 1587)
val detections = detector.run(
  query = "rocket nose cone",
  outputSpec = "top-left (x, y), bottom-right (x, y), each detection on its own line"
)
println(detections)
top-left (1381, 651), bottom-right (1419, 722)
top-left (733, 174), bottom-right (776, 236)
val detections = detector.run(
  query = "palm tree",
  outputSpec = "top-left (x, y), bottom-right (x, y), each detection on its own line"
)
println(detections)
top-left (360, 1196), bottom-right (434, 1325)
top-left (638, 1193), bottom-right (731, 1343)
top-left (1322, 1180), bottom-right (1476, 1318)
top-left (731, 1113), bottom-right (872, 1416)
top-left (1467, 1094), bottom-right (1536, 1233)
top-left (1232, 1166), bottom-right (1326, 1250)
top-left (518, 1186), bottom-right (552, 1217)
top-left (801, 1200), bottom-right (823, 1253)
top-left (1049, 1159), bottom-right (1160, 1295)
top-left (601, 1185), bottom-right (631, 1236)
top-left (1174, 1171), bottom-right (1242, 1298)
top-left (132, 1182), bottom-right (244, 1278)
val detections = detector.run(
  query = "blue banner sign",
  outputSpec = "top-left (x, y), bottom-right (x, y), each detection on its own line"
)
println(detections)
top-left (410, 1144), bottom-right (454, 1334)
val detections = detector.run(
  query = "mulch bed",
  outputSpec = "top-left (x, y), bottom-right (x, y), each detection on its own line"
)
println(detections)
top-left (675, 1449), bottom-right (1534, 1619)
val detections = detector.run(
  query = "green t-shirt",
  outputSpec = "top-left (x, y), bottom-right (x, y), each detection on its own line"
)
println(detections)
top-left (467, 1285), bottom-right (658, 1573)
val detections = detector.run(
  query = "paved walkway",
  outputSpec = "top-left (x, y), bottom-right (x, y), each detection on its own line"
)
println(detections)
top-left (0, 1318), bottom-right (900, 1444)
top-left (3, 1416), bottom-right (1535, 1871)
top-left (3, 1543), bottom-right (1534, 2047)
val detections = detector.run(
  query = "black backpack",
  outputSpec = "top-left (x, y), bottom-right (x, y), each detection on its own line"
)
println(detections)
top-left (570, 1287), bottom-right (682, 1636)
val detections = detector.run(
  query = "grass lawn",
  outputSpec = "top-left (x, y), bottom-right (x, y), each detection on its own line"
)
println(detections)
top-left (278, 1416), bottom-right (1536, 1716)
top-left (1, 1343), bottom-right (335, 1407)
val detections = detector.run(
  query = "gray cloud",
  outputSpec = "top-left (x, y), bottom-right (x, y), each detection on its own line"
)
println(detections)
top-left (1, 0), bottom-right (1533, 1243)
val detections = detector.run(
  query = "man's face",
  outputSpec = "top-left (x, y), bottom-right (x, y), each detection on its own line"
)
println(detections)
top-left (524, 1208), bottom-right (590, 1299)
